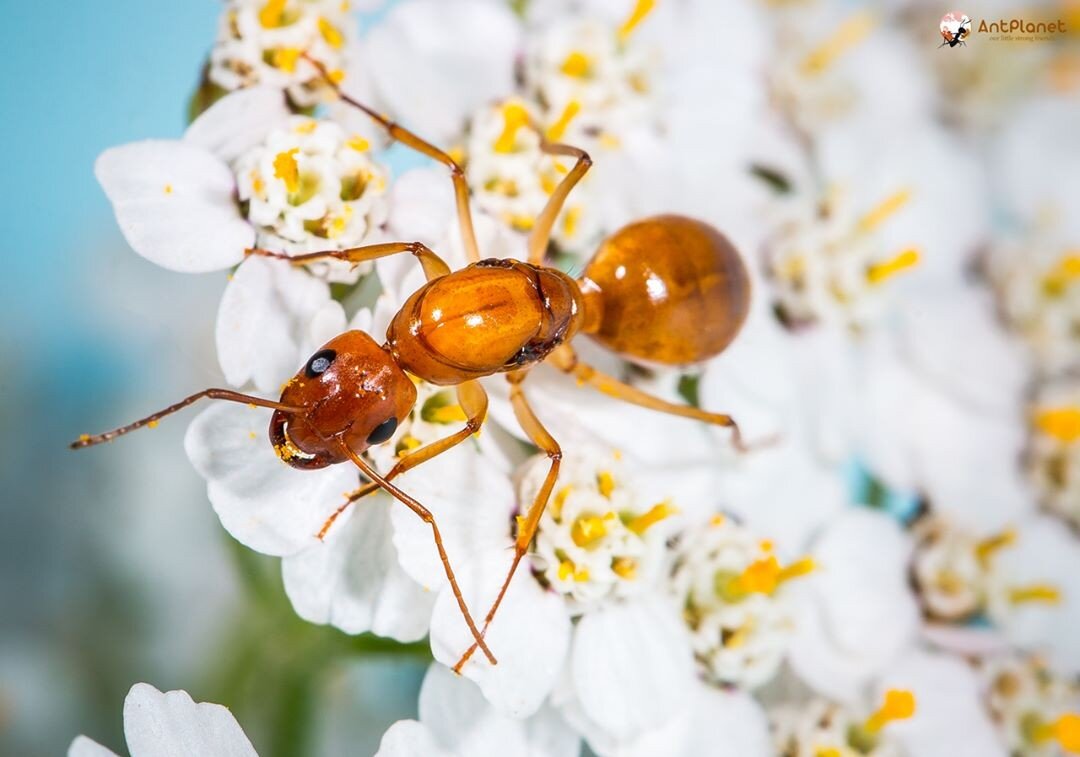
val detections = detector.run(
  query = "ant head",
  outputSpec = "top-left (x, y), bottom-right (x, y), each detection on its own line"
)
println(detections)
top-left (270, 331), bottom-right (417, 469)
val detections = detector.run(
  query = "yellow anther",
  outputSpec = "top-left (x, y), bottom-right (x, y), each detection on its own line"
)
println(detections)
top-left (866, 248), bottom-right (921, 285)
top-left (628, 501), bottom-right (678, 535)
top-left (325, 206), bottom-right (353, 239)
top-left (802, 11), bottom-right (875, 74)
top-left (396, 435), bottom-right (421, 455)
top-left (163, 183), bottom-right (173, 195)
top-left (571, 515), bottom-right (609, 548)
top-left (975, 528), bottom-right (1017, 565)
top-left (249, 431), bottom-right (257, 440)
top-left (864, 689), bottom-right (916, 733)
top-left (327, 69), bottom-right (346, 84)
top-left (760, 539), bottom-right (774, 553)
top-left (494, 101), bottom-right (530, 153)
top-left (815, 749), bottom-right (842, 757)
top-left (710, 513), bottom-right (726, 527)
top-left (724, 622), bottom-right (753, 649)
top-left (779, 556), bottom-right (816, 583)
top-left (599, 133), bottom-right (622, 149)
top-left (427, 404), bottom-right (467, 424)
top-left (1009, 583), bottom-right (1062, 605)
top-left (250, 171), bottom-right (266, 198)
top-left (271, 47), bottom-right (302, 73)
top-left (546, 100), bottom-right (581, 141)
top-left (561, 51), bottom-right (591, 78)
top-left (1035, 407), bottom-right (1080, 444)
top-left (293, 119), bottom-right (317, 135)
top-left (506, 214), bottom-right (536, 231)
top-left (1053, 714), bottom-right (1080, 752)
top-left (737, 556), bottom-right (782, 595)
top-left (618, 0), bottom-right (656, 42)
top-left (147, 420), bottom-right (159, 429)
top-left (258, 0), bottom-right (287, 28)
top-left (318, 17), bottom-right (344, 49)
top-left (596, 471), bottom-right (616, 498)
top-left (612, 556), bottom-right (637, 579)
top-left (273, 148), bottom-right (301, 193)
top-left (858, 189), bottom-right (911, 233)
top-left (574, 566), bottom-right (590, 582)
top-left (347, 135), bottom-right (370, 152)
top-left (540, 173), bottom-right (558, 194)
top-left (1059, 253), bottom-right (1080, 278)
top-left (79, 434), bottom-right (90, 442)
top-left (563, 205), bottom-right (582, 238)
top-left (558, 559), bottom-right (575, 581)
top-left (448, 145), bottom-right (466, 165)
top-left (552, 485), bottom-right (574, 522)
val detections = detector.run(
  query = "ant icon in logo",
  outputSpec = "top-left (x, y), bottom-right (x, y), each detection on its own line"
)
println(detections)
top-left (939, 12), bottom-right (972, 47)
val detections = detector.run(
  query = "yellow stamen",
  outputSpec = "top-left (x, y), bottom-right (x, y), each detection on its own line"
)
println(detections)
top-left (293, 119), bottom-right (317, 135)
top-left (506, 213), bottom-right (535, 231)
top-left (147, 420), bottom-right (159, 429)
top-left (612, 556), bottom-right (637, 579)
top-left (858, 188), bottom-right (911, 233)
top-left (546, 100), bottom-right (581, 142)
top-left (78, 434), bottom-right (90, 443)
top-left (617, 0), bottom-right (656, 42)
top-left (574, 566), bottom-right (590, 581)
top-left (760, 539), bottom-right (774, 553)
top-left (802, 12), bottom-right (875, 74)
top-left (563, 205), bottom-right (582, 238)
top-left (975, 528), bottom-right (1017, 566)
top-left (737, 556), bottom-right (781, 594)
top-left (779, 556), bottom-right (816, 582)
top-left (273, 148), bottom-right (301, 193)
top-left (251, 171), bottom-right (265, 198)
top-left (540, 172), bottom-right (558, 194)
top-left (327, 69), bottom-right (346, 84)
top-left (724, 621), bottom-right (753, 649)
top-left (599, 133), bottom-right (622, 149)
top-left (1009, 584), bottom-right (1061, 605)
top-left (448, 145), bottom-right (465, 165)
top-left (571, 515), bottom-right (608, 548)
top-left (347, 135), bottom-right (370, 152)
top-left (596, 471), bottom-right (616, 498)
top-left (258, 0), bottom-right (287, 28)
top-left (494, 101), bottom-right (530, 153)
top-left (560, 51), bottom-right (591, 78)
top-left (1034, 714), bottom-right (1080, 752)
top-left (558, 559), bottom-right (575, 581)
top-left (552, 485), bottom-right (573, 522)
top-left (325, 206), bottom-right (354, 239)
top-left (628, 501), bottom-right (678, 535)
top-left (397, 435), bottom-right (422, 455)
top-left (710, 514), bottom-right (726, 527)
top-left (815, 749), bottom-right (842, 757)
top-left (427, 404), bottom-right (467, 424)
top-left (271, 47), bottom-right (302, 73)
top-left (163, 183), bottom-right (173, 195)
top-left (866, 249), bottom-right (920, 285)
top-left (1035, 407), bottom-right (1080, 444)
top-left (318, 17), bottom-right (344, 49)
top-left (864, 689), bottom-right (916, 733)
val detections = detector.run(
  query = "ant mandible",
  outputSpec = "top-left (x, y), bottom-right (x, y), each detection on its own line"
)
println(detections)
top-left (72, 58), bottom-right (754, 673)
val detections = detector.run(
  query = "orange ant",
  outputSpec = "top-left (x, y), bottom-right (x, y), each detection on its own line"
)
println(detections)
top-left (73, 60), bottom-right (753, 672)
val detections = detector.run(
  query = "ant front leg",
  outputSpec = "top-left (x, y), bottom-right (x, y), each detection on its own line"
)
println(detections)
top-left (302, 54), bottom-right (481, 264)
top-left (316, 381), bottom-right (489, 539)
top-left (452, 369), bottom-right (562, 672)
top-left (338, 441), bottom-right (498, 666)
top-left (247, 241), bottom-right (451, 281)
top-left (527, 140), bottom-right (592, 265)
top-left (547, 345), bottom-right (763, 453)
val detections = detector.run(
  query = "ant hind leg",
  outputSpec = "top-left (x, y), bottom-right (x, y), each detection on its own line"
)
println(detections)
top-left (247, 240), bottom-right (451, 281)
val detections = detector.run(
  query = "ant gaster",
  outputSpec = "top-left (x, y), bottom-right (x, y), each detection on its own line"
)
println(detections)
top-left (73, 59), bottom-right (756, 673)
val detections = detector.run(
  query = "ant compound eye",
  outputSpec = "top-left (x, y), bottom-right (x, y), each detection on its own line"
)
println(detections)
top-left (367, 417), bottom-right (398, 445)
top-left (305, 349), bottom-right (336, 378)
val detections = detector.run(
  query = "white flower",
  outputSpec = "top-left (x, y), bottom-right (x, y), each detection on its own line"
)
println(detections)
top-left (209, 0), bottom-right (358, 108)
top-left (69, 683), bottom-right (257, 757)
top-left (1028, 379), bottom-right (1080, 527)
top-left (769, 696), bottom-right (907, 757)
top-left (980, 653), bottom-right (1080, 756)
top-left (376, 664), bottom-right (579, 757)
top-left (671, 514), bottom-right (814, 689)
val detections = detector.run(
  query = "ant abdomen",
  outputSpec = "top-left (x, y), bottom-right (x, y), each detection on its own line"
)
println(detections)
top-left (578, 214), bottom-right (751, 366)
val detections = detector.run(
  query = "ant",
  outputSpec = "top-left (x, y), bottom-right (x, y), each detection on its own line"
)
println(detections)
top-left (939, 15), bottom-right (971, 47)
top-left (73, 58), bottom-right (754, 673)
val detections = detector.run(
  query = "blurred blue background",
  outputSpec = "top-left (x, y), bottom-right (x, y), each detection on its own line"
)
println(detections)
top-left (1, 3), bottom-right (422, 755)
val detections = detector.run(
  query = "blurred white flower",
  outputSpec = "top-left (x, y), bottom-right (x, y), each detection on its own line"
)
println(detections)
top-left (769, 693), bottom-right (910, 757)
top-left (981, 653), bottom-right (1080, 756)
top-left (69, 683), bottom-right (257, 757)
top-left (375, 664), bottom-right (579, 757)
top-left (209, 0), bottom-right (358, 107)
top-left (1028, 379), bottom-right (1080, 527)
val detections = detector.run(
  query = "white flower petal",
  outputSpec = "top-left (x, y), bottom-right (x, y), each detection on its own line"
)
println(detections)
top-left (417, 664), bottom-right (531, 755)
top-left (215, 256), bottom-right (333, 393)
top-left (363, 0), bottom-right (522, 143)
top-left (788, 509), bottom-right (919, 702)
top-left (571, 597), bottom-right (694, 740)
top-left (183, 87), bottom-right (290, 165)
top-left (95, 141), bottom-right (252, 273)
top-left (123, 683), bottom-right (257, 757)
top-left (877, 649), bottom-right (1006, 757)
top-left (184, 403), bottom-right (358, 557)
top-left (429, 550), bottom-right (572, 718)
top-left (68, 736), bottom-right (118, 757)
top-left (282, 495), bottom-right (435, 640)
top-left (376, 720), bottom-right (450, 757)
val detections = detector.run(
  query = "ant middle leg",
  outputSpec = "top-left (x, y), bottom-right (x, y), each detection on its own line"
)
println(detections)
top-left (302, 54), bottom-right (481, 264)
top-left (316, 381), bottom-right (488, 540)
top-left (547, 345), bottom-right (760, 452)
top-left (338, 441), bottom-right (498, 665)
top-left (527, 140), bottom-right (593, 265)
top-left (452, 369), bottom-right (562, 672)
top-left (246, 240), bottom-right (451, 281)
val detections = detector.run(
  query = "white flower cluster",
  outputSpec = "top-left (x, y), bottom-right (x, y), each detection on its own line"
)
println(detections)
top-left (77, 0), bottom-right (1080, 756)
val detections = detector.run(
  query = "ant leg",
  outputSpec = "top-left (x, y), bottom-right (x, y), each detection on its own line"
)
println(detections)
top-left (338, 443), bottom-right (498, 665)
top-left (452, 370), bottom-right (561, 672)
top-left (316, 381), bottom-right (488, 539)
top-left (247, 240), bottom-right (450, 281)
top-left (302, 54), bottom-right (481, 264)
top-left (527, 140), bottom-right (593, 265)
top-left (547, 346), bottom-right (759, 452)
top-left (70, 390), bottom-right (301, 449)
